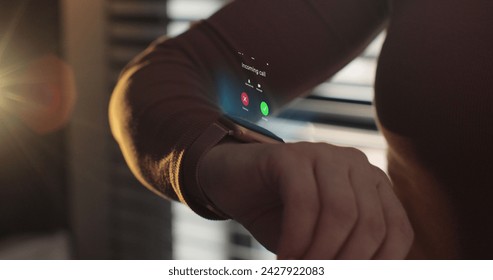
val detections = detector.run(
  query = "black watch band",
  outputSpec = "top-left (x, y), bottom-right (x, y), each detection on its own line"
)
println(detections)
top-left (181, 116), bottom-right (283, 220)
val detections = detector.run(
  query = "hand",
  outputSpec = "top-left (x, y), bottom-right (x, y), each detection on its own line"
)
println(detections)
top-left (199, 141), bottom-right (414, 259)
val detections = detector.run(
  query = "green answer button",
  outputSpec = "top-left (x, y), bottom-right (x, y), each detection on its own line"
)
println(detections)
top-left (260, 101), bottom-right (269, 116)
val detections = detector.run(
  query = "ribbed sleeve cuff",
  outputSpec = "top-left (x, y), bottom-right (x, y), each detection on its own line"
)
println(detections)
top-left (180, 119), bottom-right (232, 220)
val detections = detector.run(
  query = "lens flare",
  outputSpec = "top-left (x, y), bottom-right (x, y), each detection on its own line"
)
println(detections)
top-left (0, 1), bottom-right (28, 132)
top-left (0, 1), bottom-right (76, 135)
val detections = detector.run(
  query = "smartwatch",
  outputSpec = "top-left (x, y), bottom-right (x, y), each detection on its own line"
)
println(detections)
top-left (182, 114), bottom-right (283, 220)
top-left (220, 114), bottom-right (284, 144)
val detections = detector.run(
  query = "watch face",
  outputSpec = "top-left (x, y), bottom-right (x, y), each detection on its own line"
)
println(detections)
top-left (217, 50), bottom-right (274, 127)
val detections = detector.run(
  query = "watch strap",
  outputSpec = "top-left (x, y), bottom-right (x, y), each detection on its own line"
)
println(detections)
top-left (181, 119), bottom-right (233, 220)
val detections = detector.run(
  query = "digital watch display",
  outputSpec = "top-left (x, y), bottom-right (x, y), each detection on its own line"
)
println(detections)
top-left (218, 50), bottom-right (283, 143)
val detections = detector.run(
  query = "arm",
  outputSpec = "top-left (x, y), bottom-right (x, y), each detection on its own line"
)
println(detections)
top-left (110, 0), bottom-right (413, 259)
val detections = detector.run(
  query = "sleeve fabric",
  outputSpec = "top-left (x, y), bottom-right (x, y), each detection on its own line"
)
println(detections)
top-left (109, 0), bottom-right (389, 219)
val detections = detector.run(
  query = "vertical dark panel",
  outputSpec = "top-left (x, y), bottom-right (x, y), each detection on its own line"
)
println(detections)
top-left (63, 0), bottom-right (111, 259)
top-left (106, 0), bottom-right (172, 259)
top-left (0, 0), bottom-right (68, 239)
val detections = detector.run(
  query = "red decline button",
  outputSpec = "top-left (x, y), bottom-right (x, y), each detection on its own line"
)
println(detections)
top-left (241, 92), bottom-right (249, 106)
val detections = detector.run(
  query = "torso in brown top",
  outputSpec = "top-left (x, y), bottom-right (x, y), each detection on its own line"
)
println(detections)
top-left (111, 0), bottom-right (493, 259)
top-left (376, 0), bottom-right (493, 258)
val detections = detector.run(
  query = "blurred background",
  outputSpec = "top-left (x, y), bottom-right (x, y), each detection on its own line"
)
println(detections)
top-left (0, 0), bottom-right (386, 259)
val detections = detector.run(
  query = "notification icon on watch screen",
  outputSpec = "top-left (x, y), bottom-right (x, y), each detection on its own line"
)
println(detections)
top-left (241, 92), bottom-right (249, 106)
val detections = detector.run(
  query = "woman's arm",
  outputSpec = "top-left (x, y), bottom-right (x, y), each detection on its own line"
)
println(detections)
top-left (109, 0), bottom-right (413, 259)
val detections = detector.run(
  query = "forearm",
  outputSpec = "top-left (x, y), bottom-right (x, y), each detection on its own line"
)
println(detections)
top-left (109, 0), bottom-right (389, 216)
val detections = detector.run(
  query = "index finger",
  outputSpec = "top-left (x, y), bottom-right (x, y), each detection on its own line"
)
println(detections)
top-left (276, 162), bottom-right (320, 259)
top-left (372, 175), bottom-right (414, 259)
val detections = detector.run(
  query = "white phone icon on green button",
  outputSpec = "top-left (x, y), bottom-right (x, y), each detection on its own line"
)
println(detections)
top-left (260, 101), bottom-right (269, 116)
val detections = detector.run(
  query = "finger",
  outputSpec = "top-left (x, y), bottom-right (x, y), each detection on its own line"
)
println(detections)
top-left (276, 161), bottom-right (320, 259)
top-left (336, 162), bottom-right (387, 260)
top-left (302, 159), bottom-right (358, 259)
top-left (372, 177), bottom-right (414, 259)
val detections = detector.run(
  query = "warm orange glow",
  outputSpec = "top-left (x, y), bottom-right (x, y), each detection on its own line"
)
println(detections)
top-left (15, 55), bottom-right (77, 134)
top-left (0, 2), bottom-right (76, 135)
top-left (165, 149), bottom-right (187, 205)
top-left (0, 57), bottom-right (77, 135)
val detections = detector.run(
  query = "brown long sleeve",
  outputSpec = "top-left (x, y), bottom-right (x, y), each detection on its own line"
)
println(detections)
top-left (109, 0), bottom-right (388, 218)
top-left (110, 0), bottom-right (493, 259)
top-left (375, 1), bottom-right (493, 258)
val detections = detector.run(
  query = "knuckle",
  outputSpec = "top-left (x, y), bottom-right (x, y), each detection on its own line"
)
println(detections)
top-left (385, 211), bottom-right (414, 247)
top-left (372, 167), bottom-right (392, 185)
top-left (397, 218), bottom-right (415, 244)
top-left (363, 216), bottom-right (387, 245)
top-left (279, 142), bottom-right (324, 163)
top-left (262, 144), bottom-right (313, 180)
top-left (313, 142), bottom-right (332, 149)
top-left (304, 197), bottom-right (321, 216)
top-left (372, 165), bottom-right (386, 176)
top-left (331, 203), bottom-right (359, 231)
top-left (372, 166), bottom-right (391, 181)
top-left (279, 145), bottom-right (309, 165)
top-left (263, 144), bottom-right (297, 166)
top-left (278, 142), bottom-right (300, 155)
top-left (344, 147), bottom-right (369, 163)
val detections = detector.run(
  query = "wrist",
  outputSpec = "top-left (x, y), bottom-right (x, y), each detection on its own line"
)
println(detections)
top-left (197, 139), bottom-right (241, 209)
top-left (181, 115), bottom-right (282, 220)
top-left (181, 121), bottom-right (232, 220)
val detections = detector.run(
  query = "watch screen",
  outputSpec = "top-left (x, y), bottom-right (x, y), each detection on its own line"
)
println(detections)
top-left (217, 50), bottom-right (275, 126)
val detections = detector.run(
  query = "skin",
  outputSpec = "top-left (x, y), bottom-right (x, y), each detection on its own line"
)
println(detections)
top-left (199, 141), bottom-right (414, 259)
